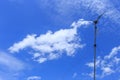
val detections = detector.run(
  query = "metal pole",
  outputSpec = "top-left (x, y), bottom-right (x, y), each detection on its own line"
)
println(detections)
top-left (93, 12), bottom-right (105, 80)
top-left (94, 23), bottom-right (97, 80)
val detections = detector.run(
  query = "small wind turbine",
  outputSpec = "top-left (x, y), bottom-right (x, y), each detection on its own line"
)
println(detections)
top-left (93, 12), bottom-right (105, 80)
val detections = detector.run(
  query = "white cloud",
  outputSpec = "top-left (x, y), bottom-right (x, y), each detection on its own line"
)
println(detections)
top-left (27, 76), bottom-right (41, 80)
top-left (80, 0), bottom-right (120, 22)
top-left (0, 51), bottom-right (26, 80)
top-left (9, 19), bottom-right (92, 63)
top-left (86, 62), bottom-right (94, 68)
top-left (72, 72), bottom-right (77, 78)
top-left (101, 67), bottom-right (114, 76)
top-left (86, 46), bottom-right (120, 78)
top-left (0, 52), bottom-right (25, 71)
top-left (39, 0), bottom-right (120, 23)
top-left (105, 46), bottom-right (120, 59)
top-left (71, 19), bottom-right (92, 29)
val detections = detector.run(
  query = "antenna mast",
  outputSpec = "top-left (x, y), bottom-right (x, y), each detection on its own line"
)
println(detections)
top-left (93, 12), bottom-right (105, 80)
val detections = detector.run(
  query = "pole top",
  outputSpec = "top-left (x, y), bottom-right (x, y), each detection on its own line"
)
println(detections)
top-left (93, 12), bottom-right (106, 25)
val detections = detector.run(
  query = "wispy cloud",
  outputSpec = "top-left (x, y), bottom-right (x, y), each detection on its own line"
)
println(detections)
top-left (0, 52), bottom-right (26, 80)
top-left (8, 19), bottom-right (92, 63)
top-left (0, 52), bottom-right (25, 71)
top-left (82, 0), bottom-right (120, 24)
top-left (72, 72), bottom-right (77, 78)
top-left (27, 76), bottom-right (41, 80)
top-left (86, 46), bottom-right (120, 78)
top-left (38, 0), bottom-right (120, 23)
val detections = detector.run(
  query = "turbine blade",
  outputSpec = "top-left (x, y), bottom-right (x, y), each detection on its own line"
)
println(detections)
top-left (97, 12), bottom-right (106, 21)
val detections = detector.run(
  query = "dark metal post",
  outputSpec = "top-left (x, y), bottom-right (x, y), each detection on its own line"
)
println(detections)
top-left (93, 21), bottom-right (97, 80)
top-left (93, 12), bottom-right (105, 80)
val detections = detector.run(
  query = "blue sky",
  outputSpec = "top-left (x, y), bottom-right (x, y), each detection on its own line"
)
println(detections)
top-left (0, 0), bottom-right (120, 80)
